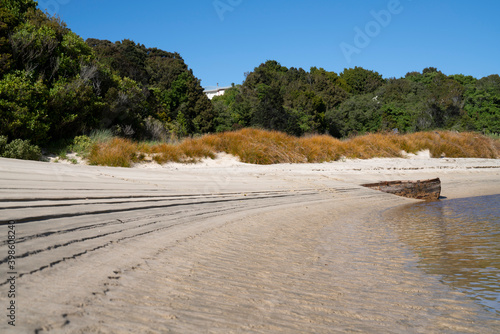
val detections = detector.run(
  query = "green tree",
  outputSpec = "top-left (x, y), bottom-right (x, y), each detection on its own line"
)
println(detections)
top-left (251, 83), bottom-right (288, 131)
top-left (404, 69), bottom-right (467, 129)
top-left (309, 67), bottom-right (349, 109)
top-left (0, 7), bottom-right (16, 76)
top-left (340, 67), bottom-right (385, 95)
top-left (326, 94), bottom-right (381, 137)
top-left (88, 38), bottom-right (213, 136)
top-left (426, 72), bottom-right (465, 128)
top-left (153, 71), bottom-right (213, 134)
top-left (47, 76), bottom-right (103, 139)
top-left (1, 0), bottom-right (38, 23)
top-left (101, 75), bottom-right (147, 135)
top-left (0, 70), bottom-right (49, 143)
top-left (244, 60), bottom-right (288, 88)
top-left (212, 86), bottom-right (243, 132)
top-left (375, 78), bottom-right (428, 132)
top-left (462, 74), bottom-right (500, 133)
top-left (285, 90), bottom-right (326, 135)
top-left (58, 31), bottom-right (94, 78)
top-left (243, 61), bottom-right (294, 132)
top-left (9, 8), bottom-right (93, 82)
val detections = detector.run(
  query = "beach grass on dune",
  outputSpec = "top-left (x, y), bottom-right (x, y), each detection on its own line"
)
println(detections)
top-left (86, 128), bottom-right (500, 167)
top-left (87, 137), bottom-right (140, 167)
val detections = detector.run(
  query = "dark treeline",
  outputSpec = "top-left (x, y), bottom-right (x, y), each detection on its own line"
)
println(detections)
top-left (0, 0), bottom-right (213, 146)
top-left (1, 1), bottom-right (499, 149)
top-left (213, 61), bottom-right (500, 137)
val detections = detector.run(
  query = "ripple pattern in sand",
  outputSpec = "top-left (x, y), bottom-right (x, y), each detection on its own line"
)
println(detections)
top-left (63, 202), bottom-right (500, 333)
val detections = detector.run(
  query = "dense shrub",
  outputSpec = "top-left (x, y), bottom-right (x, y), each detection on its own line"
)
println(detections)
top-left (0, 2), bottom-right (213, 148)
top-left (1, 0), bottom-right (499, 156)
top-left (0, 136), bottom-right (41, 160)
top-left (71, 135), bottom-right (92, 157)
top-left (0, 135), bottom-right (7, 152)
top-left (213, 64), bottom-right (500, 138)
top-left (0, 71), bottom-right (50, 143)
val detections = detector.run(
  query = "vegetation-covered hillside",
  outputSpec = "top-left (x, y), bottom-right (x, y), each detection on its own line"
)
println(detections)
top-left (212, 61), bottom-right (500, 137)
top-left (0, 0), bottom-right (213, 148)
top-left (0, 0), bottom-right (499, 164)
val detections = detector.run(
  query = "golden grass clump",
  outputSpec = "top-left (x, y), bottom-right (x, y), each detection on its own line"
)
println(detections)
top-left (151, 143), bottom-right (182, 164)
top-left (403, 131), bottom-right (442, 156)
top-left (88, 137), bottom-right (139, 167)
top-left (85, 129), bottom-right (500, 167)
top-left (241, 131), bottom-right (302, 164)
top-left (150, 138), bottom-right (216, 164)
top-left (178, 138), bottom-right (216, 161)
top-left (200, 128), bottom-right (306, 164)
top-left (404, 131), bottom-right (500, 158)
top-left (298, 135), bottom-right (343, 162)
top-left (197, 133), bottom-right (223, 151)
top-left (342, 133), bottom-right (405, 159)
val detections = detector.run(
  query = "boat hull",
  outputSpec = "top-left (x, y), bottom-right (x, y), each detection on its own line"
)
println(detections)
top-left (361, 178), bottom-right (441, 201)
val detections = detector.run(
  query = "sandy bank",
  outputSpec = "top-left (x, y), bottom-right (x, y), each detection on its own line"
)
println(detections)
top-left (0, 156), bottom-right (499, 332)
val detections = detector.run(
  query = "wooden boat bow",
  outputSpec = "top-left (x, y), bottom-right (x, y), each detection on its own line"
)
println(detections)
top-left (361, 178), bottom-right (441, 201)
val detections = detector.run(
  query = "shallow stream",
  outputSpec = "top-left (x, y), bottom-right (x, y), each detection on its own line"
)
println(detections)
top-left (385, 194), bottom-right (500, 314)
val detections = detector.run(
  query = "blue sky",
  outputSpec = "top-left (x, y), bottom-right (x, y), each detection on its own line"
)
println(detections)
top-left (38, 0), bottom-right (500, 88)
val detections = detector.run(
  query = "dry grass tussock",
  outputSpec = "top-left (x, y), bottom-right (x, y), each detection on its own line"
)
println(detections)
top-left (151, 139), bottom-right (216, 164)
top-left (88, 137), bottom-right (140, 167)
top-left (87, 129), bottom-right (500, 167)
top-left (201, 129), bottom-right (305, 164)
top-left (404, 131), bottom-right (500, 158)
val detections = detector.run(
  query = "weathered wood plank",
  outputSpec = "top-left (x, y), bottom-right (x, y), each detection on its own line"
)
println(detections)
top-left (361, 178), bottom-right (441, 201)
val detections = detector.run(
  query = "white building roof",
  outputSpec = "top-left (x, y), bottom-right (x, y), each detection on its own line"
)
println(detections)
top-left (203, 86), bottom-right (232, 100)
top-left (203, 86), bottom-right (232, 93)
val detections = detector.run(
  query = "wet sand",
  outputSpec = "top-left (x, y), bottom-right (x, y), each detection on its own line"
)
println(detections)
top-left (0, 156), bottom-right (499, 333)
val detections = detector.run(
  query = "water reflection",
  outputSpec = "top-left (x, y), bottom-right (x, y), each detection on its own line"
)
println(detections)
top-left (385, 194), bottom-right (500, 313)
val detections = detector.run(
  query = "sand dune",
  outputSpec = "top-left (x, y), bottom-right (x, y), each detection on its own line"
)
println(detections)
top-left (0, 156), bottom-right (499, 333)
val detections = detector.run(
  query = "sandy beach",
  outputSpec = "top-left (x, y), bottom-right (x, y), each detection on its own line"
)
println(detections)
top-left (1, 155), bottom-right (500, 333)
